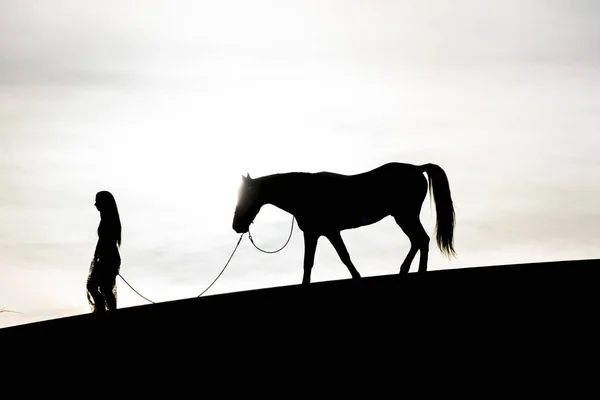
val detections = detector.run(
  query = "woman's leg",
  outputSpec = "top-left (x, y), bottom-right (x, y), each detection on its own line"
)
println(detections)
top-left (101, 279), bottom-right (117, 311)
top-left (87, 278), bottom-right (106, 312)
top-left (100, 260), bottom-right (120, 312)
top-left (87, 261), bottom-right (107, 312)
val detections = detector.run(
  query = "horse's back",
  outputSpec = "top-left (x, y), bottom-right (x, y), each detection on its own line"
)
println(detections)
top-left (309, 162), bottom-right (426, 196)
top-left (365, 162), bottom-right (422, 176)
top-left (314, 171), bottom-right (349, 179)
top-left (315, 162), bottom-right (420, 178)
top-left (299, 162), bottom-right (427, 230)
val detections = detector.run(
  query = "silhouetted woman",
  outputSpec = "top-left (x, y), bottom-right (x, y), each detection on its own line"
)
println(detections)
top-left (87, 190), bottom-right (122, 313)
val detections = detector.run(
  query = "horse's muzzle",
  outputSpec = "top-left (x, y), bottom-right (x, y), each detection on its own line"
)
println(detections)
top-left (232, 223), bottom-right (249, 234)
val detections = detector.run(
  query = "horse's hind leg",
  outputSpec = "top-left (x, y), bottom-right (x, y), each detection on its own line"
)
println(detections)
top-left (394, 214), bottom-right (430, 274)
top-left (326, 231), bottom-right (361, 279)
top-left (302, 232), bottom-right (319, 284)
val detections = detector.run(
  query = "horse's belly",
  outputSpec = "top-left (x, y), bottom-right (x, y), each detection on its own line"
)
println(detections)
top-left (301, 191), bottom-right (394, 231)
top-left (328, 209), bottom-right (388, 230)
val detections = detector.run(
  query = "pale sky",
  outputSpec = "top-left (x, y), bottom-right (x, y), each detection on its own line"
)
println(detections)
top-left (1, 0), bottom-right (599, 328)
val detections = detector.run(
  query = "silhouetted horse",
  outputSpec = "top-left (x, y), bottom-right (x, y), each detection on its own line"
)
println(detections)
top-left (232, 162), bottom-right (456, 284)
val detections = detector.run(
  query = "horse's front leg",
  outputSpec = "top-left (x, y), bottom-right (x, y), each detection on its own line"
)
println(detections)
top-left (302, 232), bottom-right (319, 285)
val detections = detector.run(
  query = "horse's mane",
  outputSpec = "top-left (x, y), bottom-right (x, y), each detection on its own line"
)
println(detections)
top-left (256, 172), bottom-right (312, 186)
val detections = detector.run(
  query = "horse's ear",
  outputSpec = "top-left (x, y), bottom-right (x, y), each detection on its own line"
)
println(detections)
top-left (246, 172), bottom-right (252, 180)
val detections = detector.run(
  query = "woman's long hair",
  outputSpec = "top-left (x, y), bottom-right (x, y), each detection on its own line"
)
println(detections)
top-left (96, 190), bottom-right (122, 247)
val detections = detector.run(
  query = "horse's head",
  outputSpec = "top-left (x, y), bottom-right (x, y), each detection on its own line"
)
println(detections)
top-left (232, 173), bottom-right (261, 234)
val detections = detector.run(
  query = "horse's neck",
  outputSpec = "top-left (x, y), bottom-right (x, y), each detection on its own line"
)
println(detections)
top-left (260, 173), bottom-right (306, 215)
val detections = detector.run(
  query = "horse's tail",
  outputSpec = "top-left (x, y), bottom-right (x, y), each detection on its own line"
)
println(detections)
top-left (421, 163), bottom-right (456, 258)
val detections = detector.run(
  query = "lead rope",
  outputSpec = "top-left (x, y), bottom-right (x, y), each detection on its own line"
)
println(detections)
top-left (118, 215), bottom-right (295, 304)
top-left (118, 233), bottom-right (245, 304)
top-left (248, 216), bottom-right (295, 254)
